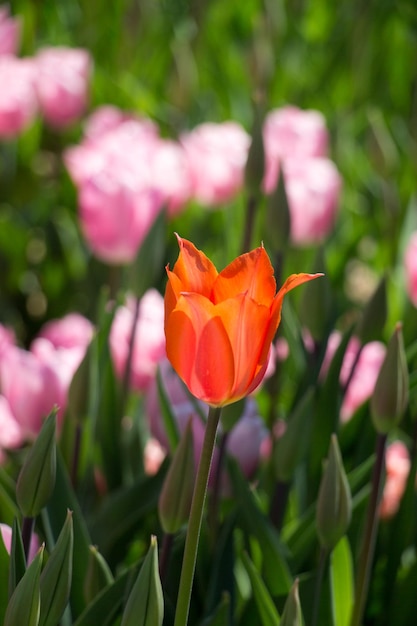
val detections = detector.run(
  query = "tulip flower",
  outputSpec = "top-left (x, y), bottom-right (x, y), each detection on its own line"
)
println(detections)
top-left (164, 235), bottom-right (321, 407)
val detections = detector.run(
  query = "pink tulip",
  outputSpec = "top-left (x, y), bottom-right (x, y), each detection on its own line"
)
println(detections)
top-left (37, 312), bottom-right (94, 350)
top-left (263, 105), bottom-right (329, 193)
top-left (0, 56), bottom-right (37, 138)
top-left (181, 121), bottom-right (250, 206)
top-left (64, 110), bottom-right (165, 263)
top-left (379, 441), bottom-right (411, 519)
top-left (109, 290), bottom-right (166, 392)
top-left (0, 523), bottom-right (39, 563)
top-left (35, 47), bottom-right (92, 127)
top-left (0, 323), bottom-right (15, 357)
top-left (143, 437), bottom-right (166, 476)
top-left (226, 399), bottom-right (268, 478)
top-left (0, 395), bottom-right (24, 463)
top-left (404, 231), bottom-right (417, 307)
top-left (0, 5), bottom-right (20, 56)
top-left (320, 332), bottom-right (386, 423)
top-left (0, 345), bottom-right (63, 438)
top-left (151, 139), bottom-right (192, 215)
top-left (281, 157), bottom-right (342, 245)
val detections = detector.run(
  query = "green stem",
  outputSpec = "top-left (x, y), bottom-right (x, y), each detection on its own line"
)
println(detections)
top-left (312, 546), bottom-right (328, 626)
top-left (350, 432), bottom-right (387, 626)
top-left (174, 405), bottom-right (222, 626)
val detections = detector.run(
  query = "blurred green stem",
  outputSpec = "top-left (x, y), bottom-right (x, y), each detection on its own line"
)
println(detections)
top-left (70, 421), bottom-right (82, 488)
top-left (350, 432), bottom-right (387, 626)
top-left (174, 406), bottom-right (222, 626)
top-left (312, 546), bottom-right (328, 626)
top-left (121, 296), bottom-right (140, 417)
top-left (208, 431), bottom-right (229, 543)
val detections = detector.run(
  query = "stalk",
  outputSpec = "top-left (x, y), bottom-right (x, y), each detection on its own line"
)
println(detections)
top-left (174, 406), bottom-right (221, 626)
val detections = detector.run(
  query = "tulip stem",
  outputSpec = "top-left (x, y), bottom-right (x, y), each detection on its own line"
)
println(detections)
top-left (312, 546), bottom-right (328, 626)
top-left (241, 194), bottom-right (257, 253)
top-left (350, 432), bottom-right (387, 626)
top-left (174, 405), bottom-right (222, 626)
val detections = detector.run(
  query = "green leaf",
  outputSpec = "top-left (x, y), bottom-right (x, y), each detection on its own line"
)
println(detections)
top-left (0, 527), bottom-right (10, 624)
top-left (201, 593), bottom-right (231, 626)
top-left (128, 208), bottom-right (167, 297)
top-left (228, 458), bottom-right (292, 596)
top-left (16, 410), bottom-right (57, 517)
top-left (4, 545), bottom-right (44, 626)
top-left (45, 450), bottom-right (92, 620)
top-left (330, 537), bottom-right (354, 626)
top-left (9, 518), bottom-right (27, 597)
top-left (83, 545), bottom-right (115, 605)
top-left (121, 536), bottom-right (164, 626)
top-left (90, 467), bottom-right (166, 565)
top-left (74, 565), bottom-right (137, 626)
top-left (39, 510), bottom-right (74, 626)
top-left (241, 551), bottom-right (280, 626)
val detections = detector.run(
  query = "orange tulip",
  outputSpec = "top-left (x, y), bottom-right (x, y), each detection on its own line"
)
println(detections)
top-left (164, 235), bottom-right (322, 407)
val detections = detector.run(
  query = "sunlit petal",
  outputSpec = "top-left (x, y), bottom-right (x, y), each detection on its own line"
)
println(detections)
top-left (212, 246), bottom-right (276, 305)
top-left (171, 235), bottom-right (218, 297)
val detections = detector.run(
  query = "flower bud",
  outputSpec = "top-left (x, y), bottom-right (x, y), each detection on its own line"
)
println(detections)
top-left (298, 248), bottom-right (330, 342)
top-left (265, 161), bottom-right (291, 252)
top-left (280, 578), bottom-right (303, 626)
top-left (83, 545), bottom-right (114, 604)
top-left (16, 410), bottom-right (57, 518)
top-left (316, 435), bottom-right (352, 551)
top-left (370, 323), bottom-right (409, 434)
top-left (355, 276), bottom-right (387, 345)
top-left (121, 535), bottom-right (163, 626)
top-left (39, 510), bottom-right (73, 626)
top-left (158, 419), bottom-right (194, 533)
top-left (4, 544), bottom-right (44, 626)
top-left (274, 388), bottom-right (314, 482)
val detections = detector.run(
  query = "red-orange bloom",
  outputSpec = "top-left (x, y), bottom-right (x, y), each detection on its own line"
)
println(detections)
top-left (164, 235), bottom-right (322, 407)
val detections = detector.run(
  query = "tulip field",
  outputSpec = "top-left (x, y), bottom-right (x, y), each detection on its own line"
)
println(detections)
top-left (1, 1), bottom-right (417, 624)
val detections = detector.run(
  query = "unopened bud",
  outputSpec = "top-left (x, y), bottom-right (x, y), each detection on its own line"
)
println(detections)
top-left (244, 101), bottom-right (265, 196)
top-left (299, 248), bottom-right (329, 341)
top-left (316, 435), bottom-right (352, 551)
top-left (158, 419), bottom-right (194, 533)
top-left (280, 578), bottom-right (303, 626)
top-left (121, 535), bottom-right (163, 626)
top-left (371, 323), bottom-right (408, 433)
top-left (84, 545), bottom-right (114, 604)
top-left (355, 276), bottom-right (387, 345)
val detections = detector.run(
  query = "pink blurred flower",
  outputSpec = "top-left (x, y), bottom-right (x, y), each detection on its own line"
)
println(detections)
top-left (109, 290), bottom-right (166, 392)
top-left (181, 121), bottom-right (250, 206)
top-left (0, 323), bottom-right (15, 357)
top-left (263, 105), bottom-right (329, 193)
top-left (379, 441), bottom-right (411, 519)
top-left (152, 139), bottom-right (192, 215)
top-left (281, 157), bottom-right (342, 245)
top-left (143, 437), bottom-right (166, 476)
top-left (0, 395), bottom-right (24, 463)
top-left (35, 47), bottom-right (92, 127)
top-left (37, 312), bottom-right (94, 350)
top-left (0, 345), bottom-right (63, 438)
top-left (0, 523), bottom-right (40, 563)
top-left (404, 231), bottom-right (417, 307)
top-left (321, 332), bottom-right (386, 423)
top-left (0, 56), bottom-right (37, 138)
top-left (226, 399), bottom-right (268, 478)
top-left (64, 110), bottom-right (166, 263)
top-left (0, 5), bottom-right (21, 56)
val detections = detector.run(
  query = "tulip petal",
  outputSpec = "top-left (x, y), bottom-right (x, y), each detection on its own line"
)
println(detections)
top-left (255, 272), bottom-right (323, 379)
top-left (165, 293), bottom-right (235, 405)
top-left (171, 235), bottom-right (218, 297)
top-left (214, 294), bottom-right (270, 400)
top-left (212, 246), bottom-right (276, 306)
